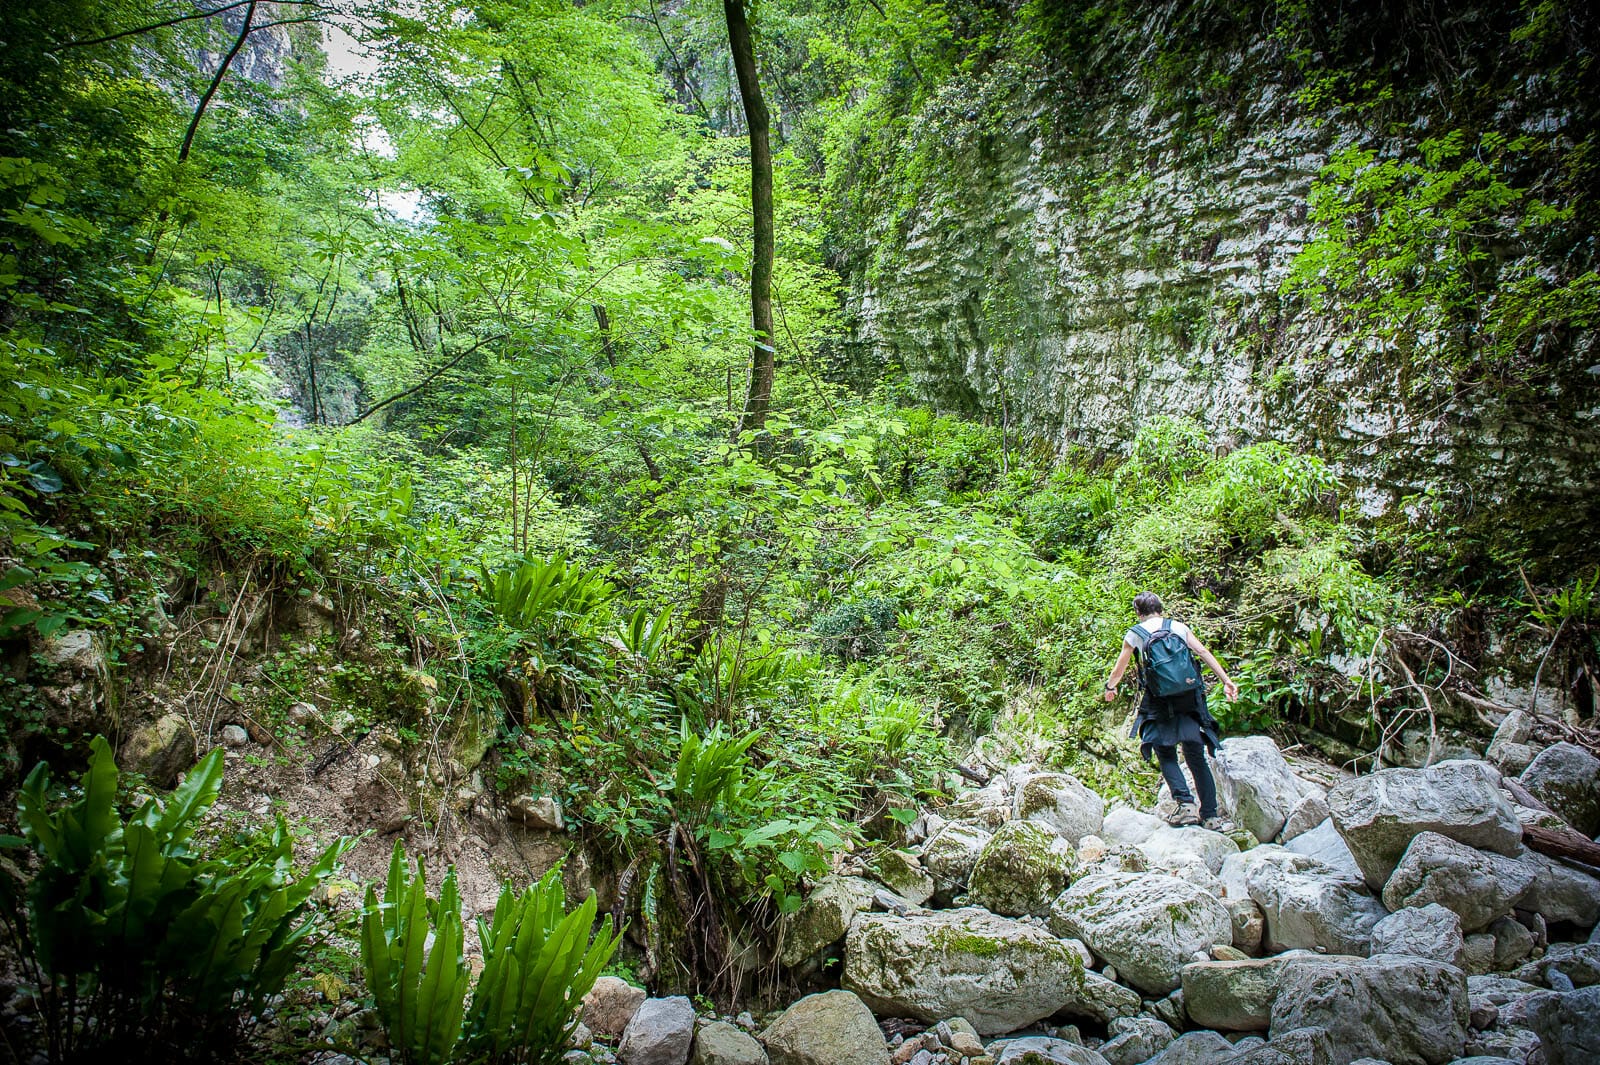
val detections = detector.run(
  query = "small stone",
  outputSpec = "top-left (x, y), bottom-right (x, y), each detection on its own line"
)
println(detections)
top-left (583, 976), bottom-right (647, 1040)
top-left (509, 794), bottom-right (564, 831)
top-left (1098, 1017), bottom-right (1174, 1065)
top-left (1231, 1026), bottom-right (1334, 1065)
top-left (1145, 1030), bottom-right (1236, 1065)
top-left (949, 1031), bottom-right (985, 1057)
top-left (760, 990), bottom-right (889, 1065)
top-left (1462, 933), bottom-right (1496, 976)
top-left (1226, 897), bottom-right (1265, 955)
top-left (287, 700), bottom-right (316, 724)
top-left (618, 996), bottom-right (696, 1065)
top-left (1489, 915), bottom-right (1537, 972)
top-left (691, 1019), bottom-right (767, 1065)
top-left (1279, 792), bottom-right (1331, 845)
top-left (1148, 991), bottom-right (1185, 1032)
top-left (221, 724), bottom-right (249, 748)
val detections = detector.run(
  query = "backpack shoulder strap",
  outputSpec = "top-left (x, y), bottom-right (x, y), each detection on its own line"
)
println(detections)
top-left (1160, 618), bottom-right (1172, 633)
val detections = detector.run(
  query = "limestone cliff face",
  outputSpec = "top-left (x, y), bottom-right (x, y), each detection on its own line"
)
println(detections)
top-left (836, 16), bottom-right (1600, 530)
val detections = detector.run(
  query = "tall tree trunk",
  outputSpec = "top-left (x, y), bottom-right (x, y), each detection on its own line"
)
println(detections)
top-left (723, 0), bottom-right (775, 436)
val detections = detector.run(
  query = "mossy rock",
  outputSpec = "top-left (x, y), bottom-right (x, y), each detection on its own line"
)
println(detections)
top-left (967, 820), bottom-right (1077, 917)
top-left (865, 848), bottom-right (936, 906)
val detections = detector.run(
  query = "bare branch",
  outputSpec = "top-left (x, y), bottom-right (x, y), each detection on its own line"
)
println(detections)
top-left (48, 0), bottom-right (320, 52)
top-left (346, 334), bottom-right (508, 425)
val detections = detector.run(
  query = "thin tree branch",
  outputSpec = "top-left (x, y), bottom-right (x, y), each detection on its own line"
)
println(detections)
top-left (253, 15), bottom-right (333, 33)
top-left (346, 334), bottom-right (508, 425)
top-left (47, 0), bottom-right (318, 52)
top-left (862, 0), bottom-right (927, 87)
top-left (178, 1), bottom-right (258, 165)
top-left (646, 0), bottom-right (713, 121)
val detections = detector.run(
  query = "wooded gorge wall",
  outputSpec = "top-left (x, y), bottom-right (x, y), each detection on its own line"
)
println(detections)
top-left (831, 2), bottom-right (1600, 566)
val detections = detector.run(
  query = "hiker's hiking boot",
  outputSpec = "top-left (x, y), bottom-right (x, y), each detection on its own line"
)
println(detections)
top-left (1168, 803), bottom-right (1201, 827)
top-left (1201, 816), bottom-right (1234, 832)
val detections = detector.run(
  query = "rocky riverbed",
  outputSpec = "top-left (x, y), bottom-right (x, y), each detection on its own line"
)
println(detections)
top-left (573, 734), bottom-right (1600, 1065)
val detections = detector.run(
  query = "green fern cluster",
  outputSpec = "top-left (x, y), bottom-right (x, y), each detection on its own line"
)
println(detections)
top-left (360, 841), bottom-right (620, 1065)
top-left (478, 555), bottom-right (618, 637)
top-left (0, 737), bottom-right (353, 1063)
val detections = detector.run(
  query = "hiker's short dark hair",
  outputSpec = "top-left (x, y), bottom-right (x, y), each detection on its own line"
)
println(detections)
top-left (1133, 591), bottom-right (1164, 618)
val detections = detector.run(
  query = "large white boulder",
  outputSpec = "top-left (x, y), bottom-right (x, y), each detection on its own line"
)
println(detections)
top-left (1282, 818), bottom-right (1364, 881)
top-left (1518, 849), bottom-right (1600, 927)
top-left (843, 908), bottom-right (1135, 1035)
top-left (1243, 850), bottom-right (1387, 956)
top-left (1101, 805), bottom-right (1164, 846)
top-left (1212, 736), bottom-right (1322, 843)
top-left (1139, 825), bottom-right (1240, 877)
top-left (1049, 871), bottom-right (1231, 995)
top-left (1327, 760), bottom-right (1523, 890)
top-left (1182, 955), bottom-right (1355, 1031)
top-left (967, 819), bottom-right (1078, 917)
top-left (1521, 743), bottom-right (1600, 837)
top-left (1014, 772), bottom-right (1106, 843)
top-left (1379, 831), bottom-right (1535, 932)
top-left (1269, 955), bottom-right (1470, 1065)
top-left (760, 990), bottom-right (888, 1065)
top-left (920, 821), bottom-right (993, 891)
top-left (1369, 903), bottom-right (1466, 966)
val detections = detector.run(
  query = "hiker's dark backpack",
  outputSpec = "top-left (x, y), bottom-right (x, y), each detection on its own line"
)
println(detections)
top-left (1132, 619), bottom-right (1202, 699)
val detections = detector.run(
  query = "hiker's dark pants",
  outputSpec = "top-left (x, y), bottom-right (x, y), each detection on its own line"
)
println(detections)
top-left (1155, 741), bottom-right (1217, 818)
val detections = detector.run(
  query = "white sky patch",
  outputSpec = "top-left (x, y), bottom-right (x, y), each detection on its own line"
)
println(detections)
top-left (320, 18), bottom-right (427, 225)
top-left (320, 17), bottom-right (380, 83)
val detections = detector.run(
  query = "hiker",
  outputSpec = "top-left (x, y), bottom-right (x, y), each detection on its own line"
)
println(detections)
top-left (1102, 591), bottom-right (1237, 829)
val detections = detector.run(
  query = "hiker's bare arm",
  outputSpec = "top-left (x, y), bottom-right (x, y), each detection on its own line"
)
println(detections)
top-left (1189, 637), bottom-right (1240, 700)
top-left (1104, 644), bottom-right (1134, 701)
